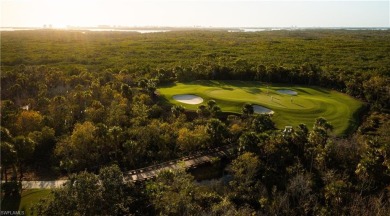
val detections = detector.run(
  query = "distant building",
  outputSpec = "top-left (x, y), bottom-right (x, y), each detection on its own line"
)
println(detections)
top-left (21, 104), bottom-right (30, 111)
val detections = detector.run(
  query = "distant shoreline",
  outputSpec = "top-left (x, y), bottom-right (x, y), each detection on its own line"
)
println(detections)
top-left (1, 26), bottom-right (389, 32)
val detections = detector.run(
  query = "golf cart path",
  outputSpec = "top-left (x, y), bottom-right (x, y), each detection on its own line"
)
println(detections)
top-left (22, 180), bottom-right (68, 189)
top-left (1, 180), bottom-right (68, 189)
top-left (125, 144), bottom-right (234, 182)
top-left (5, 144), bottom-right (234, 188)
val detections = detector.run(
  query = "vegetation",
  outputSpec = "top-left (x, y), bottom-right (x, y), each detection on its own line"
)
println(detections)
top-left (1, 29), bottom-right (389, 215)
top-left (2, 30), bottom-right (390, 74)
top-left (1, 188), bottom-right (51, 216)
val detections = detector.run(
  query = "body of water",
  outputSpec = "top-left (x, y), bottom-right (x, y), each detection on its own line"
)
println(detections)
top-left (0, 27), bottom-right (171, 33)
top-left (85, 29), bottom-right (171, 33)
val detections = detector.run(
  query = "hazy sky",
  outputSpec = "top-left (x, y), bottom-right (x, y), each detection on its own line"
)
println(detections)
top-left (1, 0), bottom-right (389, 28)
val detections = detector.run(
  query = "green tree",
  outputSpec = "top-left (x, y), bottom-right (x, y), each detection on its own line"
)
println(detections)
top-left (0, 100), bottom-right (17, 129)
top-left (34, 172), bottom-right (102, 216)
top-left (85, 100), bottom-right (106, 124)
top-left (146, 168), bottom-right (202, 215)
top-left (307, 117), bottom-right (333, 171)
top-left (286, 173), bottom-right (316, 215)
top-left (363, 76), bottom-right (390, 110)
top-left (230, 152), bottom-right (261, 204)
top-left (206, 118), bottom-right (229, 147)
top-left (48, 96), bottom-right (72, 134)
top-left (355, 138), bottom-right (390, 190)
top-left (120, 83), bottom-right (133, 99)
top-left (13, 136), bottom-right (36, 180)
top-left (98, 165), bottom-right (134, 215)
top-left (171, 105), bottom-right (185, 118)
top-left (28, 126), bottom-right (56, 166)
top-left (238, 132), bottom-right (260, 154)
top-left (241, 103), bottom-right (254, 118)
top-left (122, 140), bottom-right (143, 168)
top-left (109, 126), bottom-right (123, 161)
top-left (177, 125), bottom-right (209, 153)
top-left (292, 124), bottom-right (309, 159)
top-left (107, 94), bottom-right (129, 127)
top-left (1, 127), bottom-right (17, 182)
top-left (210, 105), bottom-right (222, 118)
top-left (197, 104), bottom-right (210, 119)
top-left (34, 165), bottom-right (138, 215)
top-left (15, 110), bottom-right (43, 135)
top-left (322, 171), bottom-right (351, 214)
top-left (55, 121), bottom-right (98, 171)
top-left (251, 114), bottom-right (275, 133)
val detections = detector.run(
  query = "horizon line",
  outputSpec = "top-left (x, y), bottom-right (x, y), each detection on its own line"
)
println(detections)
top-left (1, 26), bottom-right (390, 29)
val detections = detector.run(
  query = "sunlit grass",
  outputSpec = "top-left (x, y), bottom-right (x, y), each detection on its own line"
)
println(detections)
top-left (158, 80), bottom-right (364, 135)
top-left (1, 189), bottom-right (52, 216)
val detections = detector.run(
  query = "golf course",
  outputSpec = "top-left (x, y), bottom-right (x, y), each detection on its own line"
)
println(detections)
top-left (158, 80), bottom-right (364, 135)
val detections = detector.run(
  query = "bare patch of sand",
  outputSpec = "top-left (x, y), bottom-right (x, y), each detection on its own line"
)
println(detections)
top-left (277, 89), bottom-right (298, 96)
top-left (173, 94), bottom-right (204, 104)
top-left (253, 105), bottom-right (274, 114)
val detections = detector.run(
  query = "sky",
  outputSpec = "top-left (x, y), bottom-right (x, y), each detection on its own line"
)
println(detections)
top-left (1, 0), bottom-right (389, 28)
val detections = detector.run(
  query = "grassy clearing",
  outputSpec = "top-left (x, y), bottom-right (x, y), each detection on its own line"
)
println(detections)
top-left (158, 80), bottom-right (364, 135)
top-left (1, 189), bottom-right (51, 216)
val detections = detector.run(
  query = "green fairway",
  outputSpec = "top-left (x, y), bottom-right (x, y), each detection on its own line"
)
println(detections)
top-left (158, 80), bottom-right (364, 135)
top-left (1, 189), bottom-right (52, 216)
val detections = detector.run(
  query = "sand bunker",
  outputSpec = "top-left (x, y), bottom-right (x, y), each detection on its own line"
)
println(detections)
top-left (173, 94), bottom-right (204, 104)
top-left (253, 105), bottom-right (274, 114)
top-left (277, 89), bottom-right (298, 96)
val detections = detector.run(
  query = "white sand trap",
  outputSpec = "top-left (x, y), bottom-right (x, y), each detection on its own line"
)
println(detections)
top-left (173, 94), bottom-right (204, 104)
top-left (277, 89), bottom-right (298, 96)
top-left (253, 105), bottom-right (274, 114)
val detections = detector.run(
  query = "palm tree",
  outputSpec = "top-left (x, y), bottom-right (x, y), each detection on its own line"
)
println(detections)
top-left (171, 105), bottom-right (185, 118)
top-left (197, 105), bottom-right (210, 119)
top-left (241, 103), bottom-right (254, 118)
top-left (206, 119), bottom-right (228, 146)
top-left (109, 126), bottom-right (122, 161)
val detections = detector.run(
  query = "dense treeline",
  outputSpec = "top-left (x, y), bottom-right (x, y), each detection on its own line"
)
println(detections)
top-left (2, 30), bottom-right (389, 110)
top-left (1, 30), bottom-right (389, 214)
top-left (159, 62), bottom-right (389, 111)
top-left (2, 30), bottom-right (390, 73)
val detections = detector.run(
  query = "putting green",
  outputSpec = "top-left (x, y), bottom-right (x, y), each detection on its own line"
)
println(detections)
top-left (158, 80), bottom-right (364, 135)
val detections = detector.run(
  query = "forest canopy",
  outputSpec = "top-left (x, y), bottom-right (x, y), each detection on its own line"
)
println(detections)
top-left (1, 29), bottom-right (389, 215)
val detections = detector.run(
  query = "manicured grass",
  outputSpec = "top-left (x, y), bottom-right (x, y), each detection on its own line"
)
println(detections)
top-left (1, 189), bottom-right (52, 216)
top-left (158, 80), bottom-right (364, 135)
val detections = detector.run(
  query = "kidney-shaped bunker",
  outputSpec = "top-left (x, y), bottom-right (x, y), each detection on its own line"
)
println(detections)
top-left (253, 105), bottom-right (274, 114)
top-left (277, 89), bottom-right (298, 96)
top-left (173, 94), bottom-right (204, 104)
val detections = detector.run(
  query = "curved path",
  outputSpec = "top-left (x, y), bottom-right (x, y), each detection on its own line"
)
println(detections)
top-left (1, 180), bottom-right (68, 189)
top-left (4, 145), bottom-right (235, 188)
top-left (125, 144), bottom-right (235, 182)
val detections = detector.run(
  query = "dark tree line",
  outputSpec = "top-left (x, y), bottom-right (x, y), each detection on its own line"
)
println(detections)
top-left (158, 62), bottom-right (389, 110)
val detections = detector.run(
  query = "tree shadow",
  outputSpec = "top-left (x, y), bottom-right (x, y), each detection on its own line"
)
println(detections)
top-left (271, 100), bottom-right (286, 107)
top-left (157, 82), bottom-right (177, 88)
top-left (243, 87), bottom-right (262, 94)
top-left (1, 182), bottom-right (21, 211)
top-left (311, 87), bottom-right (330, 94)
top-left (292, 103), bottom-right (305, 108)
top-left (221, 87), bottom-right (234, 91)
top-left (295, 88), bottom-right (312, 95)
